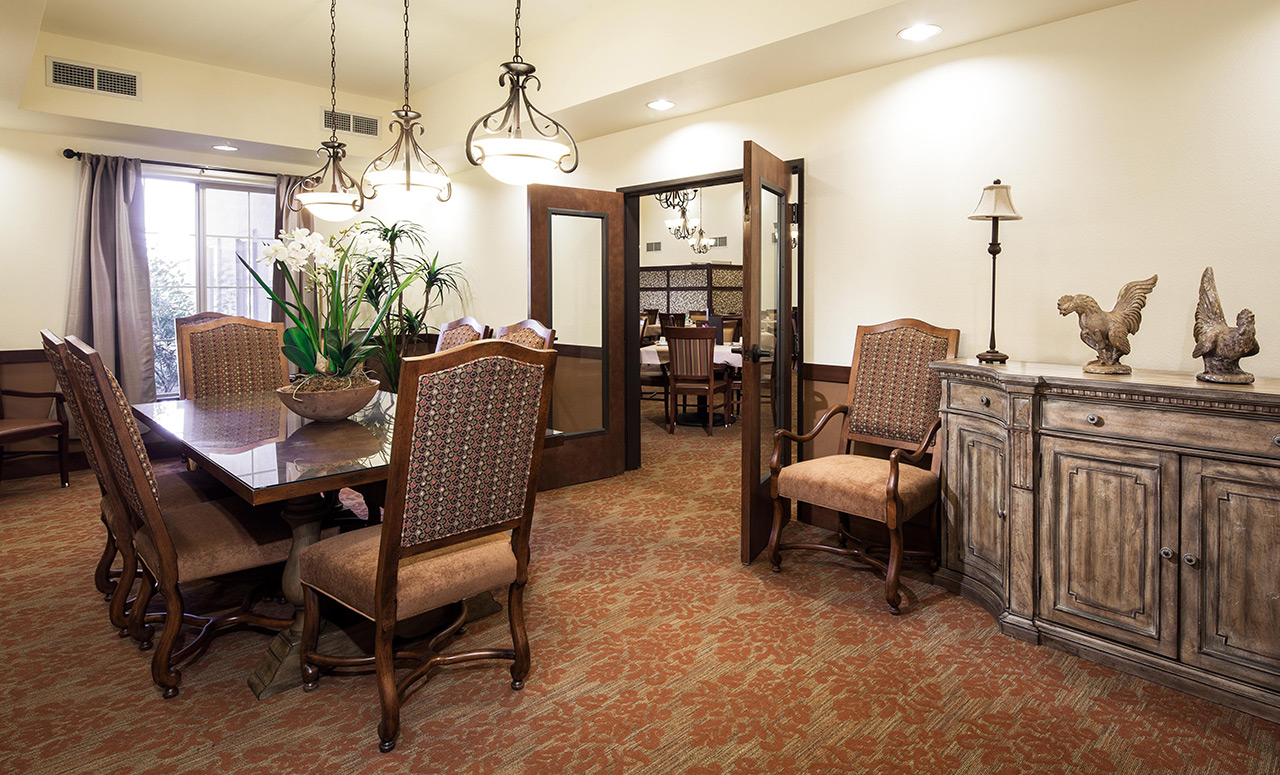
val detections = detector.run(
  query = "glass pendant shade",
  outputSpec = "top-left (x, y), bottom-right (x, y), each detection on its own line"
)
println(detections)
top-left (469, 134), bottom-right (572, 185)
top-left (294, 190), bottom-right (361, 222)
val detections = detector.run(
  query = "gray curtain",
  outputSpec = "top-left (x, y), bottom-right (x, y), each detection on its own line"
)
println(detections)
top-left (66, 154), bottom-right (155, 403)
top-left (272, 175), bottom-right (318, 325)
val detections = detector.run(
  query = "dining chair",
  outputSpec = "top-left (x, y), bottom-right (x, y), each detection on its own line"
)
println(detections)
top-left (0, 358), bottom-right (69, 489)
top-left (767, 318), bottom-right (959, 614)
top-left (64, 335), bottom-right (305, 697)
top-left (495, 318), bottom-right (555, 349)
top-left (176, 315), bottom-right (289, 399)
top-left (175, 311), bottom-right (229, 329)
top-left (687, 310), bottom-right (708, 324)
top-left (658, 312), bottom-right (686, 329)
top-left (663, 325), bottom-right (731, 436)
top-left (299, 340), bottom-right (556, 753)
top-left (434, 316), bottom-right (491, 353)
top-left (642, 308), bottom-right (659, 326)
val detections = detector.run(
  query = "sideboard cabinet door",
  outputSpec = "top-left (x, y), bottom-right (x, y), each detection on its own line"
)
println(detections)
top-left (943, 415), bottom-right (1008, 602)
top-left (1038, 436), bottom-right (1180, 657)
top-left (1181, 458), bottom-right (1280, 691)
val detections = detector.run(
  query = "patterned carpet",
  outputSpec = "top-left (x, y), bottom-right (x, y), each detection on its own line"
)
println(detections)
top-left (1, 402), bottom-right (1278, 774)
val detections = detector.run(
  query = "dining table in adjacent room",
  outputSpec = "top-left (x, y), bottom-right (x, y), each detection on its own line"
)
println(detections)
top-left (640, 341), bottom-right (744, 426)
top-left (132, 390), bottom-right (563, 698)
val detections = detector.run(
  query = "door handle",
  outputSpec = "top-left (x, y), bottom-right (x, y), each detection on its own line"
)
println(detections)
top-left (747, 345), bottom-right (773, 363)
top-left (1159, 547), bottom-right (1174, 560)
top-left (1182, 553), bottom-right (1198, 567)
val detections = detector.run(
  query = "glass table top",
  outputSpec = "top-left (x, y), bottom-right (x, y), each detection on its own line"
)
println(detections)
top-left (132, 391), bottom-right (397, 501)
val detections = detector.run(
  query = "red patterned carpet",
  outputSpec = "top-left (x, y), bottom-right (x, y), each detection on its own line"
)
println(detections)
top-left (1, 402), bottom-right (1278, 774)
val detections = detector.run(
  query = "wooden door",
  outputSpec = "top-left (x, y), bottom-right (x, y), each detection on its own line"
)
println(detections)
top-left (942, 414), bottom-right (1008, 601)
top-left (1181, 458), bottom-right (1280, 690)
top-left (1038, 436), bottom-right (1180, 657)
top-left (528, 185), bottom-right (626, 489)
top-left (740, 142), bottom-right (793, 563)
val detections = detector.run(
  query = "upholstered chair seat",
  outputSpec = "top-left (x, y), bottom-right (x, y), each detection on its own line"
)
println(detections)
top-left (300, 526), bottom-right (515, 621)
top-left (776, 456), bottom-right (939, 524)
top-left (135, 498), bottom-right (290, 585)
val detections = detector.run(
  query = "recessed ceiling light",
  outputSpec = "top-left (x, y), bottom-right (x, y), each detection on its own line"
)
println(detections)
top-left (647, 98), bottom-right (676, 111)
top-left (211, 143), bottom-right (239, 152)
top-left (898, 23), bottom-right (941, 42)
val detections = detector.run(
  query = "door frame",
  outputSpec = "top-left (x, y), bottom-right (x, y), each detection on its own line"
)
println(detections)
top-left (618, 159), bottom-right (805, 472)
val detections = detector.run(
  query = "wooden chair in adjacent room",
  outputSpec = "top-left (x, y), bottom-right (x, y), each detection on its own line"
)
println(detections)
top-left (298, 340), bottom-right (557, 753)
top-left (0, 355), bottom-right (69, 489)
top-left (64, 336), bottom-right (305, 697)
top-left (176, 315), bottom-right (288, 399)
top-left (434, 316), bottom-right (491, 353)
top-left (642, 308), bottom-right (659, 326)
top-left (767, 318), bottom-right (959, 615)
top-left (495, 319), bottom-right (555, 349)
top-left (687, 309), bottom-right (708, 324)
top-left (658, 312), bottom-right (686, 329)
top-left (663, 325), bottom-right (732, 436)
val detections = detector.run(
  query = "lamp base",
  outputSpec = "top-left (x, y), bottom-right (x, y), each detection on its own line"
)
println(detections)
top-left (976, 350), bottom-right (1009, 364)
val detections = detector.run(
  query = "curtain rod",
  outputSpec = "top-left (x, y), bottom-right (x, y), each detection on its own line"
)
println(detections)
top-left (62, 148), bottom-right (280, 179)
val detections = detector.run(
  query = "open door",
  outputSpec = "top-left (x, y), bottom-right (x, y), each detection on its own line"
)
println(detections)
top-left (740, 142), bottom-right (793, 563)
top-left (528, 184), bottom-right (626, 489)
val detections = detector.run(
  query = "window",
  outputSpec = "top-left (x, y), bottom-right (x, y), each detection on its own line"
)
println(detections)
top-left (143, 172), bottom-right (276, 396)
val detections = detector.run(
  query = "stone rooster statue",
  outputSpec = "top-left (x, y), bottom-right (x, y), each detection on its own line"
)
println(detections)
top-left (1192, 266), bottom-right (1259, 383)
top-left (1057, 274), bottom-right (1158, 374)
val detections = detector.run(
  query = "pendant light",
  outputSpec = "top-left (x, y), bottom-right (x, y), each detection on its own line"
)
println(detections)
top-left (361, 0), bottom-right (451, 202)
top-left (465, 0), bottom-right (578, 185)
top-left (689, 191), bottom-right (712, 254)
top-left (288, 0), bottom-right (367, 222)
top-left (655, 189), bottom-right (698, 240)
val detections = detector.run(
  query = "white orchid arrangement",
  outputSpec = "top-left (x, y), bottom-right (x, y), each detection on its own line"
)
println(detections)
top-left (239, 227), bottom-right (420, 379)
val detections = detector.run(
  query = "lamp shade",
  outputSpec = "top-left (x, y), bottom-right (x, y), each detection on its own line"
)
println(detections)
top-left (968, 180), bottom-right (1022, 221)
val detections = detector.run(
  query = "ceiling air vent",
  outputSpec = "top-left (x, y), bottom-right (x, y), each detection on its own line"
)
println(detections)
top-left (645, 241), bottom-right (662, 253)
top-left (321, 108), bottom-right (379, 138)
top-left (46, 57), bottom-right (140, 99)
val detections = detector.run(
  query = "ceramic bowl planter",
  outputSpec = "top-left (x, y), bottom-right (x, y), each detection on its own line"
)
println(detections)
top-left (276, 377), bottom-right (379, 422)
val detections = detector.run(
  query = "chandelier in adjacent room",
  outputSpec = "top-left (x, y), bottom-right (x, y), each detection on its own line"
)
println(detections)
top-left (288, 0), bottom-right (367, 222)
top-left (465, 0), bottom-right (578, 185)
top-left (688, 190), bottom-right (712, 254)
top-left (361, 0), bottom-right (451, 202)
top-left (655, 189), bottom-right (698, 240)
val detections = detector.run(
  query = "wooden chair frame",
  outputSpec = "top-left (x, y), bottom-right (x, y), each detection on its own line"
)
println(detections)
top-left (0, 382), bottom-right (68, 489)
top-left (657, 312), bottom-right (686, 329)
top-left (175, 315), bottom-right (288, 400)
top-left (663, 325), bottom-right (732, 436)
top-left (767, 318), bottom-right (959, 614)
top-left (434, 316), bottom-right (491, 353)
top-left (494, 319), bottom-right (556, 349)
top-left (300, 340), bottom-right (557, 752)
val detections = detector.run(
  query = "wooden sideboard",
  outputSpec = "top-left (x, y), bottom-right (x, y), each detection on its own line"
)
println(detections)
top-left (930, 359), bottom-right (1280, 722)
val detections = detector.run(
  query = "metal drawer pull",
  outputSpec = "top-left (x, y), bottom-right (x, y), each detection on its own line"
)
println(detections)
top-left (996, 508), bottom-right (1007, 520)
top-left (1183, 553), bottom-right (1198, 567)
top-left (979, 396), bottom-right (991, 407)
top-left (1273, 434), bottom-right (1280, 447)
top-left (1086, 413), bottom-right (1102, 426)
top-left (1159, 547), bottom-right (1174, 560)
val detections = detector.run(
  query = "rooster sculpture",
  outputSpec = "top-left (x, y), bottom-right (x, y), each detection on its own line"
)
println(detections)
top-left (1057, 274), bottom-right (1158, 374)
top-left (1192, 266), bottom-right (1259, 384)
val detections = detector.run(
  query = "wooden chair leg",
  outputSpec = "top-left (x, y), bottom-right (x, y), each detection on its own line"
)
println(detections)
top-left (508, 579), bottom-right (530, 690)
top-left (57, 430), bottom-right (69, 487)
top-left (151, 577), bottom-right (186, 698)
top-left (886, 525), bottom-right (904, 615)
top-left (375, 618), bottom-right (401, 752)
top-left (666, 389), bottom-right (675, 434)
top-left (301, 585), bottom-right (322, 691)
top-left (94, 517), bottom-right (118, 598)
top-left (767, 496), bottom-right (787, 572)
top-left (705, 390), bottom-right (713, 437)
top-left (112, 543), bottom-right (142, 638)
top-left (128, 564), bottom-right (156, 647)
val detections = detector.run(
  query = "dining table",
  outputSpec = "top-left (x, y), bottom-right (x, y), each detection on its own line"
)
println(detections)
top-left (639, 341), bottom-right (744, 369)
top-left (132, 390), bottom-right (563, 698)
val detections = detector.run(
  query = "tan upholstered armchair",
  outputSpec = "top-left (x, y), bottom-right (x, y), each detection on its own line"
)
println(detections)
top-left (767, 318), bottom-right (959, 614)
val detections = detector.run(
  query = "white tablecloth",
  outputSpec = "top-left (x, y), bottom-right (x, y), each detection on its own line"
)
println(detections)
top-left (640, 343), bottom-right (743, 369)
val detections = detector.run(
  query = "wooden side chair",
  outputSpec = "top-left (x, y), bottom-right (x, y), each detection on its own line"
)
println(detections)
top-left (299, 340), bottom-right (557, 753)
top-left (65, 336), bottom-right (304, 697)
top-left (175, 311), bottom-right (229, 330)
top-left (495, 319), bottom-right (555, 349)
top-left (643, 308), bottom-right (659, 325)
top-left (664, 325), bottom-right (731, 436)
top-left (0, 359), bottom-right (69, 489)
top-left (687, 309), bottom-right (708, 324)
top-left (658, 312), bottom-right (686, 329)
top-left (176, 315), bottom-right (288, 399)
top-left (767, 318), bottom-right (959, 614)
top-left (434, 316), bottom-right (490, 353)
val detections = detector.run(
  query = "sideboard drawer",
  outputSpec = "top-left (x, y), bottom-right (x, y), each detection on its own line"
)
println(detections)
top-left (947, 381), bottom-right (1008, 422)
top-left (1041, 397), bottom-right (1280, 459)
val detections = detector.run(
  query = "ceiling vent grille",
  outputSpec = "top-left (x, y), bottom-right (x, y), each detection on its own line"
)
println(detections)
top-left (645, 241), bottom-right (662, 252)
top-left (46, 57), bottom-right (140, 99)
top-left (321, 108), bottom-right (379, 138)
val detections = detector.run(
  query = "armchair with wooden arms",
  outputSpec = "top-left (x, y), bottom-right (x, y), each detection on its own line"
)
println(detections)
top-left (0, 351), bottom-right (70, 489)
top-left (767, 318), bottom-right (959, 614)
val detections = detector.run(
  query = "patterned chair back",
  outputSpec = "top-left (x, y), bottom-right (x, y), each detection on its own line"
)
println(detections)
top-left (495, 319), bottom-right (555, 350)
top-left (434, 317), bottom-right (491, 353)
top-left (64, 337), bottom-right (177, 572)
top-left (40, 330), bottom-right (107, 494)
top-left (842, 319), bottom-right (959, 450)
top-left (177, 316), bottom-right (288, 400)
top-left (665, 326), bottom-right (717, 384)
top-left (383, 340), bottom-right (556, 558)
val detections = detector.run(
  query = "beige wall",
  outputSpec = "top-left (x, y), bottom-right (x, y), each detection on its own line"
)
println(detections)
top-left (640, 184), bottom-right (743, 267)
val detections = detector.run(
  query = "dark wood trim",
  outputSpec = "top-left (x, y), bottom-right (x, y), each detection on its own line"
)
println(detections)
top-left (0, 349), bottom-right (47, 364)
top-left (555, 343), bottom-right (604, 359)
top-left (616, 160), bottom-right (803, 197)
top-left (803, 363), bottom-right (852, 384)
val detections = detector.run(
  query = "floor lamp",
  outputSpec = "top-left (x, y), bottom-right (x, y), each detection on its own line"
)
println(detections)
top-left (968, 179), bottom-right (1022, 363)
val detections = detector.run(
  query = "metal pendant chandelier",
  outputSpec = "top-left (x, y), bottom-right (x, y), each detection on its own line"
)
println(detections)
top-left (288, 0), bottom-right (366, 222)
top-left (689, 190), bottom-right (712, 254)
top-left (361, 0), bottom-right (451, 202)
top-left (465, 0), bottom-right (578, 185)
top-left (655, 189), bottom-right (698, 240)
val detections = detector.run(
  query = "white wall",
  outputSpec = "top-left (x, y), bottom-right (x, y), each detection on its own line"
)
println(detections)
top-left (432, 0), bottom-right (1280, 376)
top-left (640, 184), bottom-right (743, 267)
